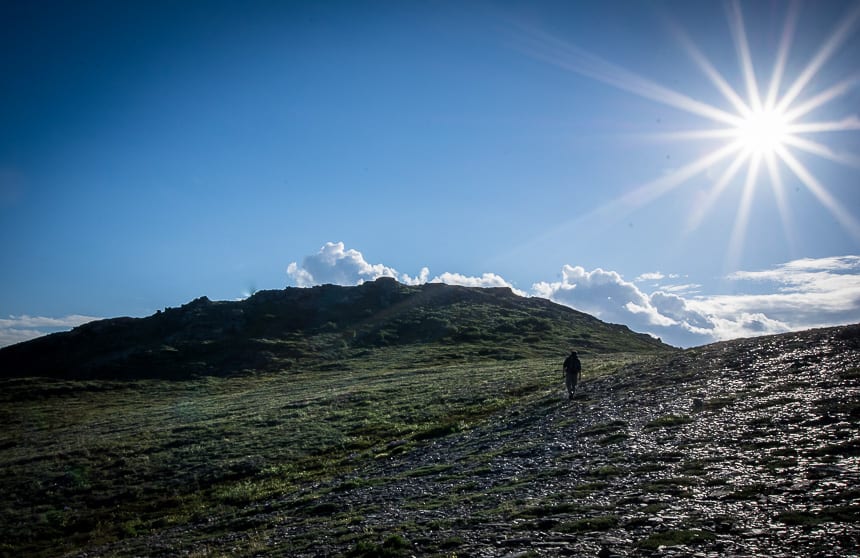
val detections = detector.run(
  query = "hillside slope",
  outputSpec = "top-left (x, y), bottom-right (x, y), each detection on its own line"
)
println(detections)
top-left (0, 324), bottom-right (857, 557)
top-left (0, 277), bottom-right (670, 379)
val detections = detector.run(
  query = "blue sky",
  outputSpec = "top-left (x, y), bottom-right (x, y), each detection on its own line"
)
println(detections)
top-left (2, 0), bottom-right (859, 348)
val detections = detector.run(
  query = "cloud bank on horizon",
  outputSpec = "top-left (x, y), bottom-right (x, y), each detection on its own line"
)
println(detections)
top-left (0, 314), bottom-right (100, 349)
top-left (287, 242), bottom-right (526, 295)
top-left (286, 242), bottom-right (860, 348)
top-left (3, 243), bottom-right (858, 349)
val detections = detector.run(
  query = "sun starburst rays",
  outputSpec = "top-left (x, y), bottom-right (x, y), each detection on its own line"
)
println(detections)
top-left (677, 0), bottom-right (860, 264)
top-left (764, 0), bottom-right (799, 111)
top-left (514, 1), bottom-right (859, 265)
top-left (727, 0), bottom-right (763, 114)
top-left (728, 151), bottom-right (762, 267)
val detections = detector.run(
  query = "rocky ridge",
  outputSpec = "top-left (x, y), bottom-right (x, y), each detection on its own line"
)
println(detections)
top-left (0, 278), bottom-right (668, 380)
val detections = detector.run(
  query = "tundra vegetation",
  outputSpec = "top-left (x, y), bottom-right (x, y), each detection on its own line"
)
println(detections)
top-left (0, 282), bottom-right (857, 557)
top-left (1, 352), bottom-right (651, 556)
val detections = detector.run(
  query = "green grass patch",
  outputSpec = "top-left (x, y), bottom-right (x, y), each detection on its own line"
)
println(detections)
top-left (332, 478), bottom-right (379, 492)
top-left (347, 533), bottom-right (411, 557)
top-left (641, 503), bottom-right (669, 514)
top-left (723, 483), bottom-right (776, 500)
top-left (777, 505), bottom-right (860, 526)
top-left (579, 420), bottom-right (627, 437)
top-left (0, 349), bottom-right (669, 557)
top-left (587, 465), bottom-right (622, 478)
top-left (836, 367), bottom-right (860, 380)
top-left (806, 439), bottom-right (860, 457)
top-left (704, 396), bottom-right (736, 410)
top-left (598, 432), bottom-right (630, 445)
top-left (560, 515), bottom-right (619, 533)
top-left (637, 528), bottom-right (715, 549)
top-left (678, 459), bottom-right (709, 475)
top-left (645, 414), bottom-right (693, 429)
top-left (412, 421), bottom-right (462, 441)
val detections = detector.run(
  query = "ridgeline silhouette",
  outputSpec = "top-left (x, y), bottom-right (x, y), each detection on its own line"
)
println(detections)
top-left (0, 277), bottom-right (671, 379)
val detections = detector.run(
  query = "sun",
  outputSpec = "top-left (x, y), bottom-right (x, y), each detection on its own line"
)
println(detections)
top-left (659, 0), bottom-right (860, 265)
top-left (518, 0), bottom-right (860, 267)
top-left (735, 107), bottom-right (791, 157)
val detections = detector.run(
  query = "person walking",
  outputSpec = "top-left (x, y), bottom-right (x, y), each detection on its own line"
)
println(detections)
top-left (563, 350), bottom-right (582, 400)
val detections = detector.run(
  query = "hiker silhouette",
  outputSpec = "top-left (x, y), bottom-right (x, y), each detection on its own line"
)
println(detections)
top-left (563, 350), bottom-right (581, 400)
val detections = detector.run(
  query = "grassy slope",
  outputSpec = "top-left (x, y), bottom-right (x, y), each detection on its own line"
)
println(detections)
top-left (0, 350), bottom-right (657, 557)
top-left (3, 325), bottom-right (860, 557)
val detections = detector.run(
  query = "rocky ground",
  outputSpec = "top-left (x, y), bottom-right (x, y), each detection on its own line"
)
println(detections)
top-left (74, 326), bottom-right (859, 557)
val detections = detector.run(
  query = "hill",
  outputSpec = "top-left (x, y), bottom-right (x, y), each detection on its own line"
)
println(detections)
top-left (0, 277), bottom-right (670, 379)
top-left (0, 324), bottom-right (857, 557)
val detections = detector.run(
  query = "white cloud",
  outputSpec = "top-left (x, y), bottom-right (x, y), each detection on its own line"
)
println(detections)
top-left (777, 255), bottom-right (860, 273)
top-left (635, 272), bottom-right (695, 295)
top-left (285, 262), bottom-right (315, 287)
top-left (695, 256), bottom-right (860, 328)
top-left (0, 328), bottom-right (44, 348)
top-left (0, 314), bottom-right (100, 348)
top-left (431, 272), bottom-right (527, 296)
top-left (635, 271), bottom-right (664, 282)
top-left (534, 256), bottom-right (860, 347)
top-left (649, 291), bottom-right (711, 329)
top-left (287, 242), bottom-right (525, 294)
top-left (533, 265), bottom-right (662, 324)
top-left (286, 244), bottom-right (860, 348)
top-left (658, 283), bottom-right (702, 295)
top-left (704, 312), bottom-right (789, 342)
top-left (533, 265), bottom-right (684, 340)
top-left (401, 267), bottom-right (430, 286)
top-left (286, 241), bottom-right (399, 287)
top-left (728, 256), bottom-right (860, 296)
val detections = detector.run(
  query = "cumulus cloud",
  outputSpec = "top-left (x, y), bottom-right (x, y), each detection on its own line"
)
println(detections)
top-left (533, 265), bottom-right (786, 347)
top-left (534, 256), bottom-right (860, 347)
top-left (286, 243), bottom-right (859, 348)
top-left (534, 265), bottom-right (650, 322)
top-left (0, 314), bottom-right (100, 348)
top-left (286, 241), bottom-right (399, 287)
top-left (401, 267), bottom-right (430, 286)
top-left (287, 242), bottom-right (525, 294)
top-left (649, 291), bottom-right (711, 329)
top-left (431, 272), bottom-right (527, 296)
top-left (533, 265), bottom-right (688, 340)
